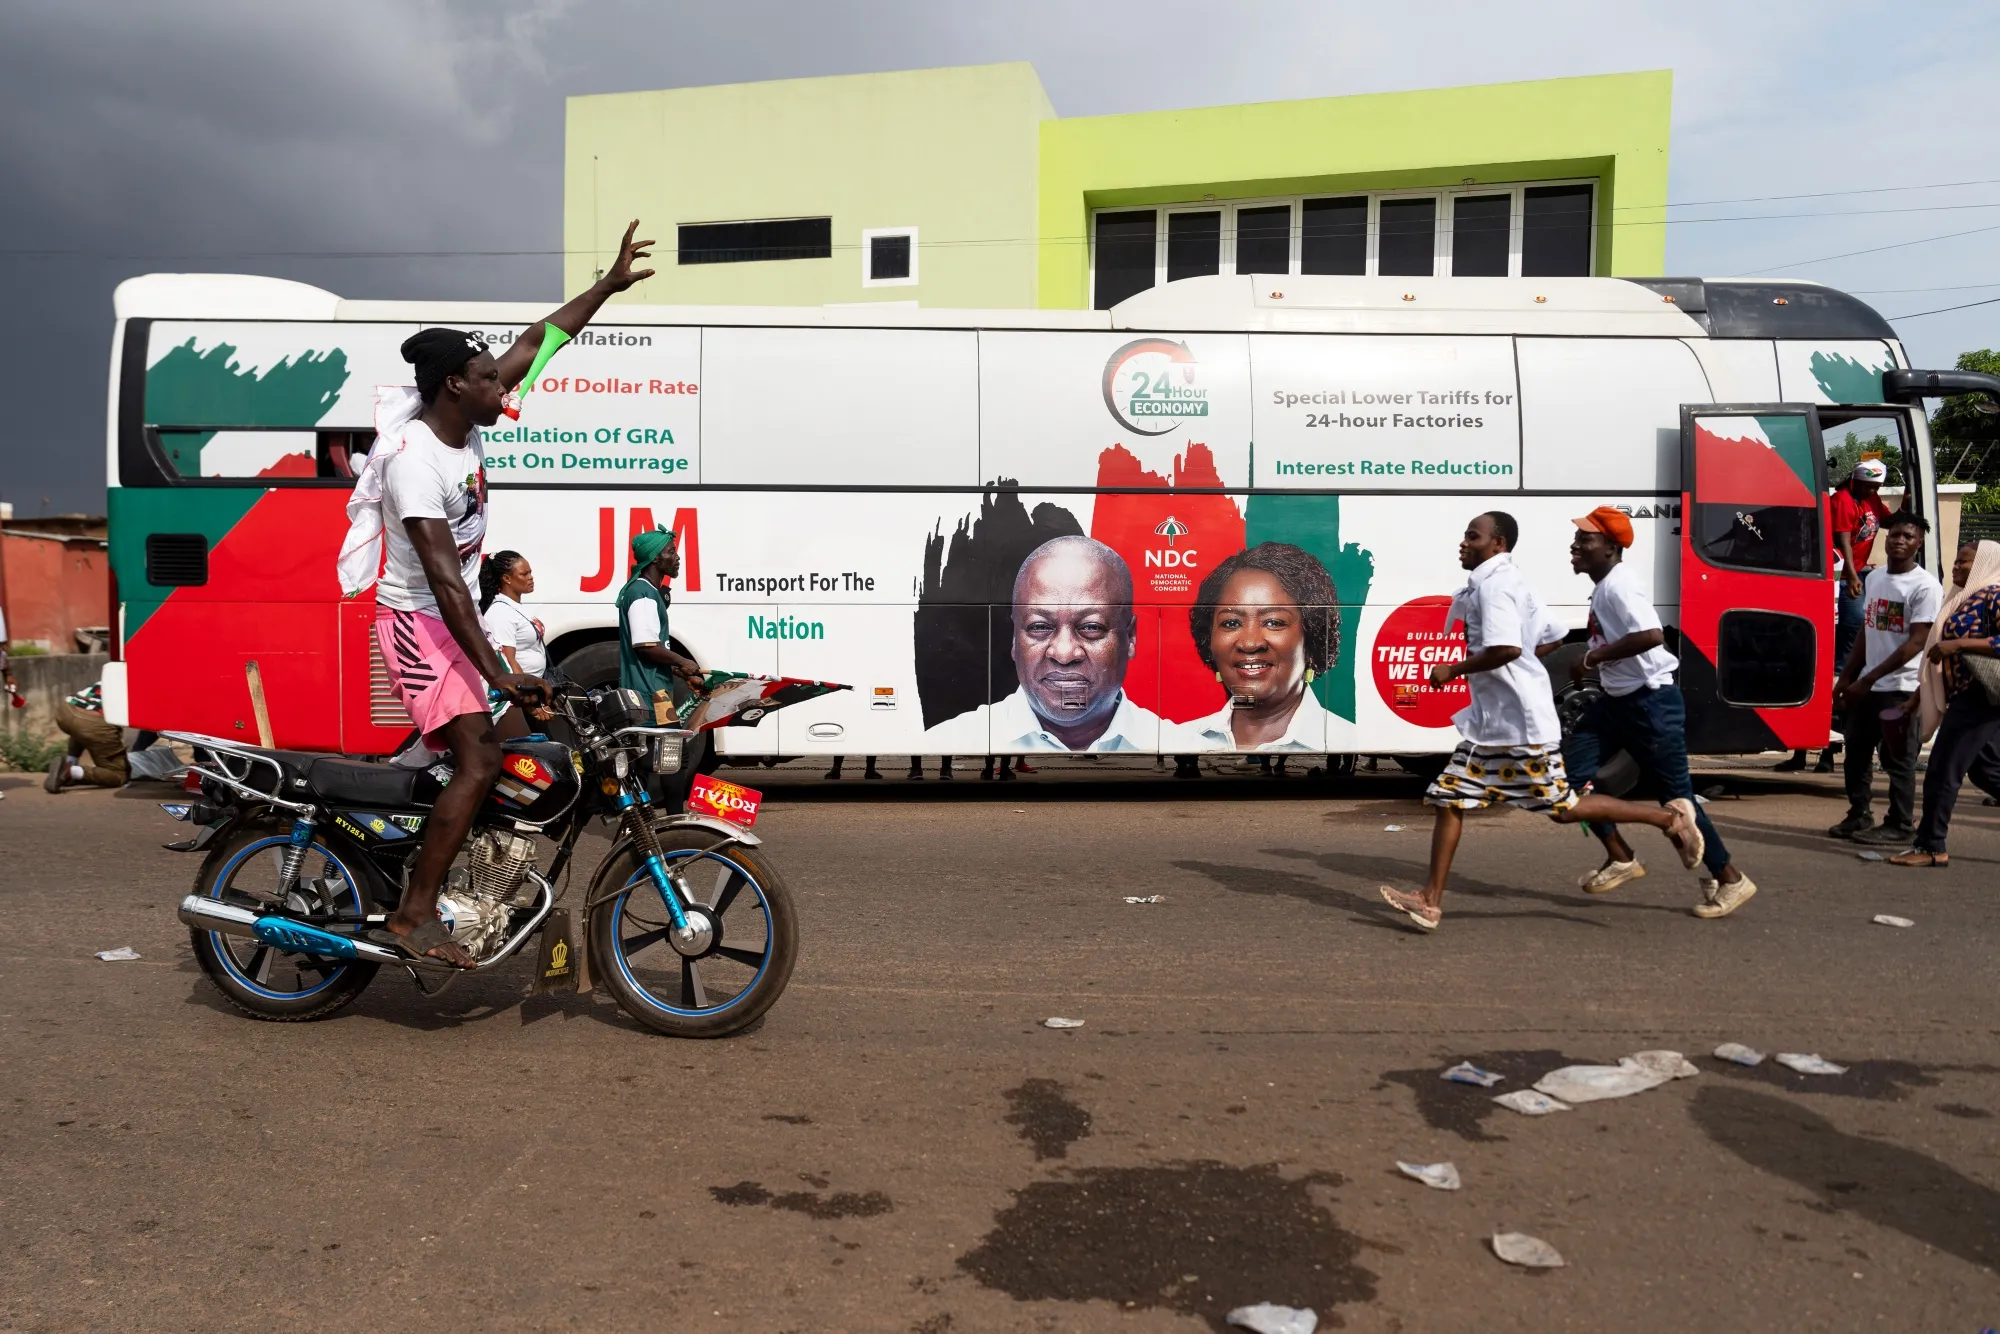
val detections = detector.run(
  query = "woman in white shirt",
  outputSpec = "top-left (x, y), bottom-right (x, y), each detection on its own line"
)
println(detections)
top-left (479, 550), bottom-right (548, 678)
top-left (1171, 543), bottom-right (1339, 752)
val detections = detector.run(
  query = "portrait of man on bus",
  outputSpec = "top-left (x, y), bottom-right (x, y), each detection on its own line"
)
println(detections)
top-left (1168, 542), bottom-right (1339, 752)
top-left (924, 535), bottom-right (1162, 752)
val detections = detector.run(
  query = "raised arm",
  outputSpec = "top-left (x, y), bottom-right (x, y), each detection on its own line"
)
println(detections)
top-left (494, 220), bottom-right (656, 390)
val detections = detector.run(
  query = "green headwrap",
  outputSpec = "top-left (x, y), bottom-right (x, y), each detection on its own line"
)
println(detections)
top-left (630, 526), bottom-right (672, 572)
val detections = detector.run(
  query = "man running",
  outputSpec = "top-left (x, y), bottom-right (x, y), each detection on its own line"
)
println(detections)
top-left (1378, 512), bottom-right (1703, 932)
top-left (1559, 506), bottom-right (1759, 918)
top-left (1828, 511), bottom-right (1940, 847)
top-left (368, 222), bottom-right (655, 966)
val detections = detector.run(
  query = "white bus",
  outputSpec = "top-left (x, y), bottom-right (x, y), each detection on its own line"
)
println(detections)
top-left (105, 271), bottom-right (1984, 768)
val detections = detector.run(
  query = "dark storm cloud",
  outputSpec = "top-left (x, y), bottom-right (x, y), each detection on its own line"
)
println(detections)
top-left (2, 0), bottom-right (1995, 514)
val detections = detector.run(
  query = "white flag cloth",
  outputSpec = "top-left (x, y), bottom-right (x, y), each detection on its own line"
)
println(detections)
top-left (336, 386), bottom-right (424, 597)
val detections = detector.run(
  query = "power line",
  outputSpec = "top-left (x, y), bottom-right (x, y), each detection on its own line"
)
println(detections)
top-left (15, 193), bottom-right (2000, 263)
top-left (1610, 175), bottom-right (2000, 212)
top-left (1851, 280), bottom-right (2000, 295)
top-left (1889, 293), bottom-right (2000, 320)
top-left (1757, 221), bottom-right (2000, 274)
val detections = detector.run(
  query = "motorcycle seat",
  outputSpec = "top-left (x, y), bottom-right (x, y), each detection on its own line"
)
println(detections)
top-left (304, 758), bottom-right (426, 808)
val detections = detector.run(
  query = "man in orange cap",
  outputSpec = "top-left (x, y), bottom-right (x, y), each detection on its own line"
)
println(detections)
top-left (1561, 505), bottom-right (1758, 917)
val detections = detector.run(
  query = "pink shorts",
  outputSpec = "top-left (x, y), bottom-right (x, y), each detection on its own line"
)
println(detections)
top-left (375, 607), bottom-right (489, 742)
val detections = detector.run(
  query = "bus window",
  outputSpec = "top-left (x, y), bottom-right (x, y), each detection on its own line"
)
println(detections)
top-left (1687, 412), bottom-right (1825, 577)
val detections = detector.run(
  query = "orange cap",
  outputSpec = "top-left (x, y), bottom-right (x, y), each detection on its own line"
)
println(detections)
top-left (1573, 505), bottom-right (1634, 548)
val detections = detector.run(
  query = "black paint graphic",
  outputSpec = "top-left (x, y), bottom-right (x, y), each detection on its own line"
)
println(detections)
top-left (915, 484), bottom-right (1083, 729)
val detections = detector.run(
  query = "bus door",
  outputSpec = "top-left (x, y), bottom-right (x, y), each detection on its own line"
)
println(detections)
top-left (1677, 404), bottom-right (1833, 754)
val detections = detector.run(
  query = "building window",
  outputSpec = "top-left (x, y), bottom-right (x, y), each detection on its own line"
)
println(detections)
top-left (1093, 209), bottom-right (1158, 310)
top-left (1451, 193), bottom-right (1513, 278)
top-left (1166, 210), bottom-right (1222, 282)
top-left (862, 227), bottom-right (918, 286)
top-left (1089, 179), bottom-right (1595, 305)
top-left (1235, 205), bottom-right (1292, 275)
top-left (1301, 197), bottom-right (1366, 275)
top-left (1522, 184), bottom-right (1595, 278)
top-left (678, 217), bottom-right (832, 265)
top-left (1377, 197), bottom-right (1438, 277)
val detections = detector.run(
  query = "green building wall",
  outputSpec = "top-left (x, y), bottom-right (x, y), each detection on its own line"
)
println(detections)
top-left (1036, 70), bottom-right (1671, 308)
top-left (563, 63), bottom-right (1053, 308)
top-left (564, 66), bottom-right (1670, 312)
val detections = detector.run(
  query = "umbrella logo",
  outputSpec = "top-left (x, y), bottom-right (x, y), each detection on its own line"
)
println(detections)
top-left (1153, 516), bottom-right (1190, 546)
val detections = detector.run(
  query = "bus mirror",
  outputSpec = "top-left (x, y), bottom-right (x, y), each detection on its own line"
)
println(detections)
top-left (1883, 368), bottom-right (2000, 413)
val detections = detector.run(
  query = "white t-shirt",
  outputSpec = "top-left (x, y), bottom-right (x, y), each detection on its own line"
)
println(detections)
top-left (482, 595), bottom-right (547, 677)
top-left (1859, 564), bottom-right (1943, 693)
top-left (1588, 562), bottom-right (1679, 697)
top-left (376, 420), bottom-right (486, 613)
top-left (1448, 553), bottom-right (1562, 747)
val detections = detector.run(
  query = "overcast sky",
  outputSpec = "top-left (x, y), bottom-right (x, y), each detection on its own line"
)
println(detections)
top-left (3, 0), bottom-right (1996, 514)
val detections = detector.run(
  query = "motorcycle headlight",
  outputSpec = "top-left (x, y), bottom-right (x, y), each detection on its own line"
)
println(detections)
top-left (653, 732), bottom-right (685, 775)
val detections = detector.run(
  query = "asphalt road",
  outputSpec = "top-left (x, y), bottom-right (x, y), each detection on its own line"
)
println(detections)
top-left (3, 757), bottom-right (1998, 1332)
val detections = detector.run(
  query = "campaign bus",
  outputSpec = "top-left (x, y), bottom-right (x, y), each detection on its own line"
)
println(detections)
top-left (102, 272), bottom-right (1964, 768)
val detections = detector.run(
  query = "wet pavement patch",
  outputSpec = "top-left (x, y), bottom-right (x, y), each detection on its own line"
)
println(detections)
top-left (708, 1180), bottom-right (893, 1219)
top-left (957, 1161), bottom-right (1374, 1330)
top-left (1004, 1079), bottom-right (1092, 1161)
top-left (1700, 1056), bottom-right (1942, 1101)
top-left (1375, 1050), bottom-right (1580, 1142)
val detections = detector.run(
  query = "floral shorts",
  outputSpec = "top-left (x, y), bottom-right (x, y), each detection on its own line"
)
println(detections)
top-left (1425, 740), bottom-right (1579, 814)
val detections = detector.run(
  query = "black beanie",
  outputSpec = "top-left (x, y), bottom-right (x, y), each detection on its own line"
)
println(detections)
top-left (401, 327), bottom-right (489, 401)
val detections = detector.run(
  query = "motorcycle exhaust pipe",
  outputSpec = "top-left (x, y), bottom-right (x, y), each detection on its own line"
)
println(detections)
top-left (177, 895), bottom-right (413, 967)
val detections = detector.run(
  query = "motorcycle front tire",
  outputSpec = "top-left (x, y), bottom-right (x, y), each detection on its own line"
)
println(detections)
top-left (588, 831), bottom-right (798, 1039)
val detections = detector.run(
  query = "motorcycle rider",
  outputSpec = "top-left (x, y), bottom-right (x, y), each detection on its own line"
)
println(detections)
top-left (366, 222), bottom-right (656, 967)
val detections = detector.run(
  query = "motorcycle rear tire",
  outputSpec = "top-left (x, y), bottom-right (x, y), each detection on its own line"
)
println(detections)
top-left (588, 832), bottom-right (798, 1039)
top-left (189, 823), bottom-right (379, 1022)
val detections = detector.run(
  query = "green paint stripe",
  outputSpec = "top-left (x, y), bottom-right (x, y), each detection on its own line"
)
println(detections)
top-left (110, 487), bottom-right (262, 639)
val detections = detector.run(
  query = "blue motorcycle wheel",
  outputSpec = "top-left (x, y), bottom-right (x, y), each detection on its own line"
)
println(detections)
top-left (189, 826), bottom-right (379, 1022)
top-left (589, 833), bottom-right (798, 1039)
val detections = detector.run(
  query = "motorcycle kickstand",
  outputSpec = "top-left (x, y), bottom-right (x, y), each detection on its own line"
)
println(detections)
top-left (405, 964), bottom-right (460, 999)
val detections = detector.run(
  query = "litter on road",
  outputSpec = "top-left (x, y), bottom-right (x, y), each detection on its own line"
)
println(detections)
top-left (1491, 1232), bottom-right (1566, 1268)
top-left (1383, 824), bottom-right (1405, 832)
top-left (1123, 895), bottom-right (1165, 904)
top-left (1856, 850), bottom-right (1886, 862)
top-left (1871, 914), bottom-right (1915, 928)
top-left (1775, 1053), bottom-right (1847, 1075)
top-left (1042, 1017), bottom-right (1085, 1029)
top-left (1395, 1161), bottom-right (1462, 1191)
top-left (1627, 1050), bottom-right (1701, 1080)
top-left (93, 947), bottom-right (141, 962)
top-left (1225, 1303), bottom-right (1317, 1334)
top-left (1713, 1043), bottom-right (1765, 1066)
top-left (1534, 1055), bottom-right (1684, 1104)
top-left (1441, 1061), bottom-right (1505, 1087)
top-left (1493, 1089), bottom-right (1570, 1115)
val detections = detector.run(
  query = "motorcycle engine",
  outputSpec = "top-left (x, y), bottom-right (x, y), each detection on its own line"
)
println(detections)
top-left (436, 831), bottom-right (539, 960)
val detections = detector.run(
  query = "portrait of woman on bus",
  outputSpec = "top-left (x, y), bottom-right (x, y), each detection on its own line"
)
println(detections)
top-left (1172, 542), bottom-right (1340, 751)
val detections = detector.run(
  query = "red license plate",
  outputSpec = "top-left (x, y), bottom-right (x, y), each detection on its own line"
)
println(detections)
top-left (688, 774), bottom-right (762, 827)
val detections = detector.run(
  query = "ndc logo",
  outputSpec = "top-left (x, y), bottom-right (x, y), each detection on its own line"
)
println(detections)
top-left (1102, 338), bottom-right (1209, 436)
top-left (1145, 516), bottom-right (1198, 569)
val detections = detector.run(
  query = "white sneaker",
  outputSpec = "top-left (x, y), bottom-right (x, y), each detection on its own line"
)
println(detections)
top-left (1692, 872), bottom-right (1757, 919)
top-left (1665, 798), bottom-right (1705, 870)
top-left (1578, 859), bottom-right (1646, 894)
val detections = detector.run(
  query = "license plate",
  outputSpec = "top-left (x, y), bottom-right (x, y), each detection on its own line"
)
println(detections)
top-left (688, 774), bottom-right (762, 827)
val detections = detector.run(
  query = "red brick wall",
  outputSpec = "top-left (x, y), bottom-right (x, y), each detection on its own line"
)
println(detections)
top-left (1, 534), bottom-right (108, 649)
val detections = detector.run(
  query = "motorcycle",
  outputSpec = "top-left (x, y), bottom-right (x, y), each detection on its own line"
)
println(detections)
top-left (163, 682), bottom-right (799, 1038)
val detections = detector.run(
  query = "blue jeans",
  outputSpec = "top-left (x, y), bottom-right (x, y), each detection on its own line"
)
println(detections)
top-left (1833, 584), bottom-right (1865, 733)
top-left (1563, 683), bottom-right (1732, 879)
